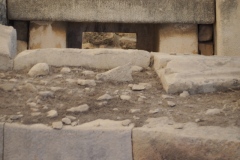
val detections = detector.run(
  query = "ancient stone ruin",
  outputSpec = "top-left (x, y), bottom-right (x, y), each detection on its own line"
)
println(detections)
top-left (0, 0), bottom-right (240, 160)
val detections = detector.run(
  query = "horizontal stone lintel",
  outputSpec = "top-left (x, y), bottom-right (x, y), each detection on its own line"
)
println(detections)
top-left (8, 0), bottom-right (215, 24)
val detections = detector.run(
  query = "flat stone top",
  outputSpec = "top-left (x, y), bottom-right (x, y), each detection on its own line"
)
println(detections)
top-left (8, 0), bottom-right (215, 23)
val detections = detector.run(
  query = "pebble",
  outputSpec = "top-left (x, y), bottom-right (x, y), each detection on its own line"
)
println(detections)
top-left (120, 95), bottom-right (131, 100)
top-left (62, 118), bottom-right (71, 125)
top-left (97, 101), bottom-right (108, 106)
top-left (47, 110), bottom-right (58, 118)
top-left (66, 116), bottom-right (77, 121)
top-left (162, 95), bottom-right (175, 99)
top-left (132, 84), bottom-right (145, 91)
top-left (82, 70), bottom-right (95, 76)
top-left (52, 121), bottom-right (63, 130)
top-left (31, 112), bottom-right (41, 116)
top-left (113, 108), bottom-right (119, 111)
top-left (138, 83), bottom-right (152, 89)
top-left (39, 91), bottom-right (54, 98)
top-left (149, 109), bottom-right (160, 114)
top-left (128, 84), bottom-right (134, 88)
top-left (27, 102), bottom-right (37, 108)
top-left (131, 66), bottom-right (143, 72)
top-left (167, 101), bottom-right (176, 107)
top-left (67, 104), bottom-right (89, 113)
top-left (60, 67), bottom-right (71, 73)
top-left (77, 79), bottom-right (96, 86)
top-left (129, 109), bottom-right (141, 113)
top-left (55, 74), bottom-right (63, 78)
top-left (71, 121), bottom-right (78, 126)
top-left (9, 78), bottom-right (18, 82)
top-left (180, 91), bottom-right (190, 98)
top-left (23, 83), bottom-right (37, 92)
top-left (195, 118), bottom-right (204, 123)
top-left (66, 79), bottom-right (77, 83)
top-left (133, 116), bottom-right (140, 120)
top-left (205, 108), bottom-right (222, 115)
top-left (0, 83), bottom-right (15, 92)
top-left (10, 114), bottom-right (23, 120)
top-left (28, 63), bottom-right (49, 77)
top-left (97, 94), bottom-right (113, 100)
top-left (50, 87), bottom-right (64, 92)
top-left (174, 124), bottom-right (184, 129)
top-left (31, 108), bottom-right (39, 112)
top-left (122, 119), bottom-right (131, 126)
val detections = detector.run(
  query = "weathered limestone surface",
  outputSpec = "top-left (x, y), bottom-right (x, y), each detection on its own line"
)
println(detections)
top-left (14, 48), bottom-right (150, 70)
top-left (4, 120), bottom-right (133, 160)
top-left (133, 117), bottom-right (240, 160)
top-left (157, 24), bottom-right (198, 54)
top-left (215, 0), bottom-right (240, 56)
top-left (17, 40), bottom-right (27, 54)
top-left (29, 21), bottom-right (66, 49)
top-left (0, 0), bottom-right (7, 25)
top-left (0, 123), bottom-right (3, 160)
top-left (0, 24), bottom-right (16, 70)
top-left (153, 53), bottom-right (240, 94)
top-left (8, 0), bottom-right (215, 24)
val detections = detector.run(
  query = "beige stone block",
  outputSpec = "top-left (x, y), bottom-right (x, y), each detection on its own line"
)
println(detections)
top-left (199, 42), bottom-right (214, 56)
top-left (17, 40), bottom-right (27, 54)
top-left (158, 24), bottom-right (198, 54)
top-left (215, 0), bottom-right (240, 56)
top-left (133, 117), bottom-right (240, 160)
top-left (198, 24), bottom-right (213, 42)
top-left (29, 21), bottom-right (66, 49)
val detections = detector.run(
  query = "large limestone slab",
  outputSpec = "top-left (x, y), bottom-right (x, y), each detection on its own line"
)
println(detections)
top-left (8, 0), bottom-right (215, 24)
top-left (153, 53), bottom-right (240, 94)
top-left (4, 119), bottom-right (133, 160)
top-left (0, 123), bottom-right (3, 160)
top-left (29, 21), bottom-right (67, 49)
top-left (215, 0), bottom-right (240, 56)
top-left (0, 0), bottom-right (7, 25)
top-left (133, 117), bottom-right (240, 160)
top-left (14, 48), bottom-right (150, 70)
top-left (0, 24), bottom-right (16, 70)
top-left (157, 24), bottom-right (198, 54)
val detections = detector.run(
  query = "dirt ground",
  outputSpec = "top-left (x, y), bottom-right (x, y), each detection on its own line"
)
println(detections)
top-left (0, 66), bottom-right (240, 128)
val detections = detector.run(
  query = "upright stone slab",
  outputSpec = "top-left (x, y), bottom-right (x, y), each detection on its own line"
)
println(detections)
top-left (4, 120), bottom-right (133, 160)
top-left (0, 24), bottom-right (16, 70)
top-left (0, 123), bottom-right (3, 160)
top-left (215, 0), bottom-right (240, 56)
top-left (29, 21), bottom-right (66, 49)
top-left (157, 24), bottom-right (198, 54)
top-left (8, 0), bottom-right (215, 24)
top-left (133, 117), bottom-right (240, 160)
top-left (153, 53), bottom-right (240, 94)
top-left (0, 0), bottom-right (7, 25)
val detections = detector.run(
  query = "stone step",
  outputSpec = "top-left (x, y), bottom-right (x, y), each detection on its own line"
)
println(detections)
top-left (8, 0), bottom-right (215, 24)
top-left (153, 53), bottom-right (240, 94)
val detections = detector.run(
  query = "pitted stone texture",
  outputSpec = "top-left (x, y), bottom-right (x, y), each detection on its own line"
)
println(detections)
top-left (14, 48), bottom-right (150, 70)
top-left (0, 55), bottom-right (13, 70)
top-left (29, 21), bottom-right (66, 49)
top-left (133, 117), bottom-right (240, 160)
top-left (8, 0), bottom-right (214, 23)
top-left (4, 120), bottom-right (133, 160)
top-left (215, 0), bottom-right (240, 56)
top-left (158, 24), bottom-right (198, 54)
top-left (0, 0), bottom-right (7, 25)
top-left (153, 53), bottom-right (240, 94)
top-left (0, 123), bottom-right (3, 160)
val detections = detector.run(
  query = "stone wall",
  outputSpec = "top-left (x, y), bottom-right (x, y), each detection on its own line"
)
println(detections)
top-left (0, 0), bottom-right (7, 25)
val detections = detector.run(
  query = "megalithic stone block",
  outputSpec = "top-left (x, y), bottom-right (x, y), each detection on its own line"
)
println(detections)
top-left (157, 24), bottom-right (198, 54)
top-left (215, 0), bottom-right (240, 56)
top-left (29, 21), bottom-right (66, 49)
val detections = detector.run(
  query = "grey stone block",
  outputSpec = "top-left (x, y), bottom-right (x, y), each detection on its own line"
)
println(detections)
top-left (153, 53), bottom-right (240, 94)
top-left (133, 117), bottom-right (240, 160)
top-left (0, 123), bottom-right (3, 160)
top-left (4, 120), bottom-right (133, 160)
top-left (0, 0), bottom-right (7, 25)
top-left (14, 48), bottom-right (150, 70)
top-left (8, 0), bottom-right (215, 24)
